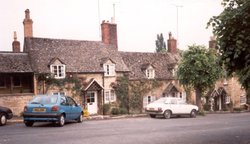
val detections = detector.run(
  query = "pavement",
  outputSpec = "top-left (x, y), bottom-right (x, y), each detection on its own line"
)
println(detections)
top-left (9, 113), bottom-right (148, 123)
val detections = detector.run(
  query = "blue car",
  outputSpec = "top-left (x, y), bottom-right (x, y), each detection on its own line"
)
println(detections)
top-left (23, 95), bottom-right (83, 127)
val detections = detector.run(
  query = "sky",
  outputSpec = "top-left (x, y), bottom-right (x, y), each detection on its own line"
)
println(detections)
top-left (0, 0), bottom-right (223, 52)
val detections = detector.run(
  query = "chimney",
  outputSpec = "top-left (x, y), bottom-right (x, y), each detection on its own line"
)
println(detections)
top-left (101, 20), bottom-right (118, 50)
top-left (23, 9), bottom-right (33, 37)
top-left (12, 31), bottom-right (20, 52)
top-left (209, 36), bottom-right (216, 49)
top-left (167, 32), bottom-right (177, 54)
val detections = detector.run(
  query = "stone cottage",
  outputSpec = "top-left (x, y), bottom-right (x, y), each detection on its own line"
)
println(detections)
top-left (0, 9), bottom-right (184, 116)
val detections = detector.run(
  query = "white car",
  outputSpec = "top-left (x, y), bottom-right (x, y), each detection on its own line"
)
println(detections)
top-left (145, 97), bottom-right (198, 119)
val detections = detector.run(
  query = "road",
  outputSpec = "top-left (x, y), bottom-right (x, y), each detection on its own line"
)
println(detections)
top-left (0, 113), bottom-right (250, 144)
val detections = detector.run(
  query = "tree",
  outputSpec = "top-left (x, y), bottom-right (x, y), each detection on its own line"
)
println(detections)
top-left (155, 33), bottom-right (166, 53)
top-left (208, 0), bottom-right (250, 104)
top-left (177, 45), bottom-right (222, 110)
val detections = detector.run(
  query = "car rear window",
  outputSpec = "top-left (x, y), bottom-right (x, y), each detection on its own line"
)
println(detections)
top-left (30, 95), bottom-right (58, 105)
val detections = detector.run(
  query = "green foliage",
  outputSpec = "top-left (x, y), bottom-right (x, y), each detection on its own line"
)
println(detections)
top-left (114, 76), bottom-right (162, 113)
top-left (113, 76), bottom-right (130, 111)
top-left (37, 73), bottom-right (83, 97)
top-left (103, 103), bottom-right (111, 115)
top-left (119, 107), bottom-right (128, 114)
top-left (155, 33), bottom-right (167, 53)
top-left (177, 45), bottom-right (222, 108)
top-left (207, 0), bottom-right (250, 91)
top-left (111, 107), bottom-right (120, 115)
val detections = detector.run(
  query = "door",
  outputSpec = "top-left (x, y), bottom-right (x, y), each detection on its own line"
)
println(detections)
top-left (86, 91), bottom-right (98, 114)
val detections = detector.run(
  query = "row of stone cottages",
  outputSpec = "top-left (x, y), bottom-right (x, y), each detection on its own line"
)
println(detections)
top-left (0, 9), bottom-right (246, 116)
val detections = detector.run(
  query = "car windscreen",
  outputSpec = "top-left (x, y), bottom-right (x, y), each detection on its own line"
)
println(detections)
top-left (30, 95), bottom-right (58, 105)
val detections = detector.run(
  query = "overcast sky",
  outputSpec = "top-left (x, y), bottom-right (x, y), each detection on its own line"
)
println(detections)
top-left (0, 0), bottom-right (223, 52)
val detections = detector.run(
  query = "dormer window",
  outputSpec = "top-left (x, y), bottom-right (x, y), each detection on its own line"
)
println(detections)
top-left (104, 64), bottom-right (115, 76)
top-left (146, 67), bottom-right (155, 79)
top-left (49, 58), bottom-right (66, 79)
top-left (50, 64), bottom-right (65, 79)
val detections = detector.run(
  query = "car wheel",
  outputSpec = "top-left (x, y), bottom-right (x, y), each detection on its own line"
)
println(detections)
top-left (0, 113), bottom-right (7, 126)
top-left (163, 110), bottom-right (171, 119)
top-left (77, 113), bottom-right (83, 123)
top-left (24, 121), bottom-right (34, 127)
top-left (190, 110), bottom-right (197, 118)
top-left (58, 114), bottom-right (65, 127)
top-left (149, 114), bottom-right (156, 118)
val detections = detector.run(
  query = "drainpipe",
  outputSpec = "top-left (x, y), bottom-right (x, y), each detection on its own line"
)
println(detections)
top-left (102, 72), bottom-right (105, 115)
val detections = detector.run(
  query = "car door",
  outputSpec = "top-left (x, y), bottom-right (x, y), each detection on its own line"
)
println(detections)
top-left (60, 96), bottom-right (72, 120)
top-left (66, 97), bottom-right (81, 120)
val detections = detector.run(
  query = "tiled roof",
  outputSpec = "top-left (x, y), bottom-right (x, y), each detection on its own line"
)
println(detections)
top-left (0, 52), bottom-right (33, 73)
top-left (24, 37), bottom-right (129, 73)
top-left (120, 51), bottom-right (180, 80)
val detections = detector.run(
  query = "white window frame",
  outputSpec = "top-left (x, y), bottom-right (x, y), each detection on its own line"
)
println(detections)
top-left (146, 68), bottom-right (155, 79)
top-left (104, 90), bottom-right (116, 103)
top-left (143, 95), bottom-right (156, 108)
top-left (50, 64), bottom-right (66, 79)
top-left (225, 95), bottom-right (230, 104)
top-left (53, 92), bottom-right (66, 96)
top-left (240, 95), bottom-right (246, 105)
top-left (104, 64), bottom-right (116, 77)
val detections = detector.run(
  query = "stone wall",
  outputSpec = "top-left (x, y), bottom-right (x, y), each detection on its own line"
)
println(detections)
top-left (0, 94), bottom-right (33, 116)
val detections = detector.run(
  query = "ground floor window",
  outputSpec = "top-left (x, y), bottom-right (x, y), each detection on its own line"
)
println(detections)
top-left (143, 95), bottom-right (156, 108)
top-left (53, 92), bottom-right (66, 96)
top-left (240, 95), bottom-right (246, 105)
top-left (105, 90), bottom-right (116, 103)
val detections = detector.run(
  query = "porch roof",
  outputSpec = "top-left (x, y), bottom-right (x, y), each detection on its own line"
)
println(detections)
top-left (0, 52), bottom-right (33, 73)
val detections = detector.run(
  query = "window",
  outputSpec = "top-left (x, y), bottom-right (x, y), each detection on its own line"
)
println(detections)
top-left (225, 96), bottom-right (230, 104)
top-left (143, 96), bottom-right (156, 108)
top-left (87, 93), bottom-right (95, 103)
top-left (13, 76), bottom-right (21, 87)
top-left (105, 90), bottom-right (116, 103)
top-left (0, 77), bottom-right (6, 88)
top-left (50, 64), bottom-right (65, 79)
top-left (104, 64), bottom-right (115, 76)
top-left (240, 95), bottom-right (246, 105)
top-left (53, 92), bottom-right (65, 96)
top-left (146, 68), bottom-right (155, 79)
top-left (67, 97), bottom-right (77, 106)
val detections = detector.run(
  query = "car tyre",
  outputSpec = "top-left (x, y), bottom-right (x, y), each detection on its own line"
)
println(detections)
top-left (24, 121), bottom-right (34, 127)
top-left (57, 114), bottom-right (65, 127)
top-left (0, 113), bottom-right (7, 126)
top-left (190, 110), bottom-right (197, 118)
top-left (163, 110), bottom-right (171, 119)
top-left (149, 114), bottom-right (156, 118)
top-left (77, 113), bottom-right (83, 123)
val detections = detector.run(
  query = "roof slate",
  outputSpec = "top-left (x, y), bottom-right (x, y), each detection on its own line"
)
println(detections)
top-left (23, 37), bottom-right (129, 73)
top-left (120, 51), bottom-right (180, 80)
top-left (0, 52), bottom-right (33, 73)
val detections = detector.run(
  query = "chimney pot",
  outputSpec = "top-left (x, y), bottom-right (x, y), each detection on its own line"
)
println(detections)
top-left (167, 32), bottom-right (177, 54)
top-left (12, 31), bottom-right (21, 52)
top-left (23, 9), bottom-right (33, 37)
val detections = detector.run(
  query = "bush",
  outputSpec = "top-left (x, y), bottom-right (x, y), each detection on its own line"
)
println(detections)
top-left (111, 108), bottom-right (119, 115)
top-left (103, 103), bottom-right (111, 115)
top-left (233, 107), bottom-right (243, 112)
top-left (119, 107), bottom-right (128, 114)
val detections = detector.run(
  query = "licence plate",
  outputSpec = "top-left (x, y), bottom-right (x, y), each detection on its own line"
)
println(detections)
top-left (33, 108), bottom-right (46, 112)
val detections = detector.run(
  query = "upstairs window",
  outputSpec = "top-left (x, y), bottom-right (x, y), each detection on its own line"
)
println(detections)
top-left (146, 68), bottom-right (155, 79)
top-left (50, 64), bottom-right (65, 79)
top-left (104, 64), bottom-right (115, 77)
